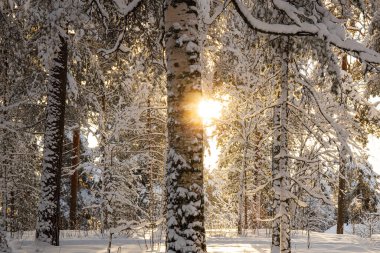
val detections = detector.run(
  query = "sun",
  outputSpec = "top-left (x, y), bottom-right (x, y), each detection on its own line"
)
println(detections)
top-left (198, 99), bottom-right (222, 124)
top-left (197, 97), bottom-right (228, 170)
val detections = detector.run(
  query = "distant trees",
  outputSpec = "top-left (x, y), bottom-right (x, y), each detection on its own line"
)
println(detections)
top-left (1, 2), bottom-right (43, 251)
top-left (1, 1), bottom-right (380, 253)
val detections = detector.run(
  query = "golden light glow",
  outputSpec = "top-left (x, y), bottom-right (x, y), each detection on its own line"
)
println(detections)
top-left (198, 98), bottom-right (223, 171)
top-left (198, 99), bottom-right (222, 124)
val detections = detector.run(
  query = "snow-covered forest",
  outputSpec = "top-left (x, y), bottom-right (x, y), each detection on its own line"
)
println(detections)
top-left (2, 0), bottom-right (380, 252)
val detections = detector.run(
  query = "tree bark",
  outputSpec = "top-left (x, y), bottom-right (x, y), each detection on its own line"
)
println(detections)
top-left (244, 169), bottom-right (248, 230)
top-left (336, 159), bottom-right (346, 234)
top-left (164, 0), bottom-right (206, 252)
top-left (0, 53), bottom-right (10, 252)
top-left (69, 128), bottom-right (80, 229)
top-left (35, 35), bottom-right (67, 246)
top-left (271, 42), bottom-right (291, 253)
top-left (238, 142), bottom-right (248, 235)
top-left (253, 126), bottom-right (262, 233)
top-left (100, 93), bottom-right (108, 235)
top-left (337, 54), bottom-right (348, 235)
top-left (0, 79), bottom-right (10, 253)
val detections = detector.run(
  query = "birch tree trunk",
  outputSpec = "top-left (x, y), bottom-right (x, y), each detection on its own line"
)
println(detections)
top-left (35, 35), bottom-right (67, 246)
top-left (271, 42), bottom-right (291, 253)
top-left (164, 0), bottom-right (206, 252)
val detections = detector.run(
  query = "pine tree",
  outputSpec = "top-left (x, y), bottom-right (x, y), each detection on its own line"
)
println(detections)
top-left (271, 38), bottom-right (291, 253)
top-left (35, 35), bottom-right (67, 246)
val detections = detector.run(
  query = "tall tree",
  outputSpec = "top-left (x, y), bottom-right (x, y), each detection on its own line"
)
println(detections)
top-left (0, 9), bottom-right (11, 252)
top-left (336, 55), bottom-right (349, 234)
top-left (164, 0), bottom-right (206, 252)
top-left (35, 34), bottom-right (67, 246)
top-left (271, 39), bottom-right (291, 253)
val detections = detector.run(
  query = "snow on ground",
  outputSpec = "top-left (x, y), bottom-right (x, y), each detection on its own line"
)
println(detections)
top-left (325, 224), bottom-right (370, 236)
top-left (8, 229), bottom-right (380, 253)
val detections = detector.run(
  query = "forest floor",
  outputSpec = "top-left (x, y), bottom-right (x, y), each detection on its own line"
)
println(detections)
top-left (8, 229), bottom-right (380, 253)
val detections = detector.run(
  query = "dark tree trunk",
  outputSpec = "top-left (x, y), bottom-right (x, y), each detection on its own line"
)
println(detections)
top-left (69, 128), bottom-right (80, 229)
top-left (164, 0), bottom-right (206, 252)
top-left (100, 93), bottom-right (108, 234)
top-left (0, 53), bottom-right (10, 252)
top-left (337, 54), bottom-right (348, 235)
top-left (9, 191), bottom-right (14, 236)
top-left (253, 127), bottom-right (262, 232)
top-left (336, 163), bottom-right (345, 234)
top-left (238, 142), bottom-right (248, 235)
top-left (36, 35), bottom-right (67, 246)
top-left (244, 170), bottom-right (248, 230)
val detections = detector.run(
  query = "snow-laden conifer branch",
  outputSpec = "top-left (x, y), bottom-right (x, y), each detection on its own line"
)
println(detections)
top-left (243, 101), bottom-right (280, 120)
top-left (289, 108), bottom-right (332, 149)
top-left (112, 0), bottom-right (143, 16)
top-left (246, 181), bottom-right (270, 196)
top-left (289, 177), bottom-right (334, 205)
top-left (296, 77), bottom-right (353, 157)
top-left (287, 103), bottom-right (336, 148)
top-left (231, 0), bottom-right (380, 64)
top-left (93, 0), bottom-right (110, 19)
top-left (98, 0), bottom-right (143, 55)
top-left (283, 154), bottom-right (320, 164)
top-left (203, 0), bottom-right (231, 25)
top-left (98, 31), bottom-right (130, 55)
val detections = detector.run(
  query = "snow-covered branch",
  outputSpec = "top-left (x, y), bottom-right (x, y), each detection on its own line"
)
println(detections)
top-left (231, 0), bottom-right (380, 64)
top-left (112, 0), bottom-right (142, 16)
top-left (290, 177), bottom-right (334, 205)
top-left (296, 76), bottom-right (353, 157)
top-left (98, 31), bottom-right (130, 55)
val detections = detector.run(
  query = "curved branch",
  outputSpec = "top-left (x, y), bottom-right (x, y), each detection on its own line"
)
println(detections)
top-left (231, 0), bottom-right (380, 64)
top-left (113, 0), bottom-right (143, 16)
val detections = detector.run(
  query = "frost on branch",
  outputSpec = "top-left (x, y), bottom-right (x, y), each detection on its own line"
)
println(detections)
top-left (232, 0), bottom-right (380, 65)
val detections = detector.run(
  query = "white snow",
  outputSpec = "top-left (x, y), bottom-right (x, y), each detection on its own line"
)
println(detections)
top-left (232, 0), bottom-right (380, 64)
top-left (112, 0), bottom-right (142, 16)
top-left (8, 229), bottom-right (380, 252)
top-left (368, 135), bottom-right (380, 175)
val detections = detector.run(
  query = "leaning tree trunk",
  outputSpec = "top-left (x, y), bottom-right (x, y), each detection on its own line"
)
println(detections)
top-left (271, 43), bottom-right (291, 253)
top-left (69, 127), bottom-right (80, 229)
top-left (36, 35), bottom-right (67, 246)
top-left (164, 0), bottom-right (206, 252)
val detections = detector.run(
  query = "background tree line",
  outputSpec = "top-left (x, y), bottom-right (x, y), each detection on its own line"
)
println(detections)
top-left (1, 0), bottom-right (380, 253)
